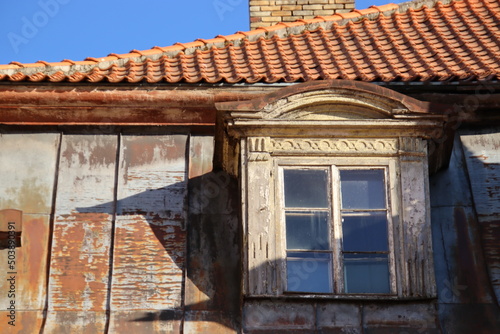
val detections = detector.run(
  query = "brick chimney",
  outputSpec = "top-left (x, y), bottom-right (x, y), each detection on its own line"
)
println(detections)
top-left (250, 0), bottom-right (355, 29)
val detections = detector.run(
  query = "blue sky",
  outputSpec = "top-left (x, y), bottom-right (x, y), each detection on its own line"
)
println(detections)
top-left (0, 0), bottom-right (406, 65)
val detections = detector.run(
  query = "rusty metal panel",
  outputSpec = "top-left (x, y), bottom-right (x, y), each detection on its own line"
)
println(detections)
top-left (15, 214), bottom-right (51, 309)
top-left (243, 300), bottom-right (316, 331)
top-left (0, 133), bottom-right (59, 213)
top-left (109, 310), bottom-right (182, 333)
top-left (362, 303), bottom-right (438, 333)
top-left (189, 135), bottom-right (214, 179)
top-left (117, 135), bottom-right (187, 220)
top-left (0, 133), bottom-right (59, 332)
top-left (110, 218), bottom-right (185, 310)
top-left (0, 311), bottom-right (44, 333)
top-left (109, 134), bottom-right (187, 331)
top-left (55, 135), bottom-right (117, 215)
top-left (45, 134), bottom-right (117, 333)
top-left (316, 303), bottom-right (361, 332)
top-left (243, 300), bottom-right (439, 333)
top-left (460, 130), bottom-right (500, 305)
top-left (183, 311), bottom-right (237, 334)
top-left (44, 311), bottom-right (108, 334)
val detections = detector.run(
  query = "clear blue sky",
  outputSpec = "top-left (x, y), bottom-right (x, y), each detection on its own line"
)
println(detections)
top-left (0, 0), bottom-right (406, 65)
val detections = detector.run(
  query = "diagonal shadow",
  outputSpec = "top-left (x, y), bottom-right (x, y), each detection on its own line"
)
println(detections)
top-left (75, 170), bottom-right (241, 331)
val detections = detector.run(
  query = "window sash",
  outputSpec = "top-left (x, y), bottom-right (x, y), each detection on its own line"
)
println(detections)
top-left (281, 164), bottom-right (396, 295)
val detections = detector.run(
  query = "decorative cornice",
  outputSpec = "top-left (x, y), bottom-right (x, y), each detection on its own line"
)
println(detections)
top-left (270, 138), bottom-right (398, 155)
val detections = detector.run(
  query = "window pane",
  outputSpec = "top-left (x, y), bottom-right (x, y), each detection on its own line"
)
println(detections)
top-left (340, 169), bottom-right (385, 209)
top-left (286, 212), bottom-right (329, 250)
top-left (343, 254), bottom-right (390, 294)
top-left (286, 252), bottom-right (332, 293)
top-left (342, 213), bottom-right (388, 252)
top-left (284, 169), bottom-right (328, 208)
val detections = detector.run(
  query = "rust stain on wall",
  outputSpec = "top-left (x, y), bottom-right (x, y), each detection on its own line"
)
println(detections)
top-left (19, 215), bottom-right (50, 309)
top-left (49, 220), bottom-right (111, 311)
top-left (111, 218), bottom-right (185, 310)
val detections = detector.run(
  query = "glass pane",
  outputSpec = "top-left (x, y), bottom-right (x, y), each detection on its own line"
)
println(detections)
top-left (286, 252), bottom-right (332, 293)
top-left (340, 169), bottom-right (386, 209)
top-left (286, 212), bottom-right (329, 250)
top-left (343, 254), bottom-right (390, 294)
top-left (284, 169), bottom-right (328, 208)
top-left (342, 213), bottom-right (388, 252)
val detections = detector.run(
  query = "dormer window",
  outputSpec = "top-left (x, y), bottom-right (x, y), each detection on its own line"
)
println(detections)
top-left (216, 80), bottom-right (454, 299)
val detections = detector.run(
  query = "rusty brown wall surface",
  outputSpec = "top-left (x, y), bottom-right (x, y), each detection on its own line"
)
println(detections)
top-left (0, 133), bottom-right (60, 333)
top-left (0, 131), bottom-right (217, 333)
top-left (109, 134), bottom-right (188, 332)
top-left (45, 135), bottom-right (117, 333)
top-left (2, 127), bottom-right (500, 334)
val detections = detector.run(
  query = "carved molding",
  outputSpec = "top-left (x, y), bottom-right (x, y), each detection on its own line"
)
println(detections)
top-left (247, 137), bottom-right (271, 161)
top-left (270, 138), bottom-right (398, 155)
top-left (248, 152), bottom-right (271, 162)
top-left (248, 137), bottom-right (270, 152)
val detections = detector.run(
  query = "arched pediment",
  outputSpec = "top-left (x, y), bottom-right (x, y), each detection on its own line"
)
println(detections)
top-left (215, 80), bottom-right (455, 174)
top-left (262, 91), bottom-right (400, 120)
top-left (217, 80), bottom-right (442, 122)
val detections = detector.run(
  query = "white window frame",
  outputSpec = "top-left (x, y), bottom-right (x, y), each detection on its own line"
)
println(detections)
top-left (275, 157), bottom-right (399, 297)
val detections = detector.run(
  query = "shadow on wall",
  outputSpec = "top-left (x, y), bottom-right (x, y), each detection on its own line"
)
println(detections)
top-left (76, 170), bottom-right (242, 332)
top-left (74, 130), bottom-right (500, 333)
top-left (429, 130), bottom-right (500, 334)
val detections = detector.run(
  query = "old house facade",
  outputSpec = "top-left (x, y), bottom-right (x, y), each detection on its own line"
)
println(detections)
top-left (0, 0), bottom-right (499, 333)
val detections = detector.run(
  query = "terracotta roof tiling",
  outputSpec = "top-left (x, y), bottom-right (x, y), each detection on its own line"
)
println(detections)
top-left (0, 0), bottom-right (498, 84)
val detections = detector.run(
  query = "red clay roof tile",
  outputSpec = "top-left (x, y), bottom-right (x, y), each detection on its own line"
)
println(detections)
top-left (0, 0), bottom-right (498, 84)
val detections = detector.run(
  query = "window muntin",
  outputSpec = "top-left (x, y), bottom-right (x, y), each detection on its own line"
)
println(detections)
top-left (283, 166), bottom-right (393, 295)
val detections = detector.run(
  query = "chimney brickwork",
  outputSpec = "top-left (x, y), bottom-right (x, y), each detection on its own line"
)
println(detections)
top-left (249, 0), bottom-right (355, 29)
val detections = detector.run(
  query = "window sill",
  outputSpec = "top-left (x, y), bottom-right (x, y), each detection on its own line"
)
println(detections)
top-left (245, 293), bottom-right (437, 302)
